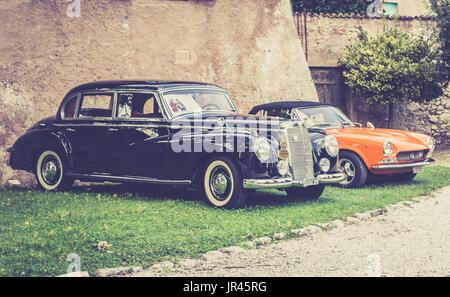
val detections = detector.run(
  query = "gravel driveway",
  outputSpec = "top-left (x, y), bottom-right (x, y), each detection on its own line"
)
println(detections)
top-left (132, 151), bottom-right (450, 277)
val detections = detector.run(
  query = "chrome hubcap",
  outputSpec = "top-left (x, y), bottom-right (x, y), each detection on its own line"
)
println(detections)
top-left (41, 156), bottom-right (61, 185)
top-left (209, 166), bottom-right (232, 201)
top-left (339, 158), bottom-right (355, 185)
top-left (213, 173), bottom-right (228, 195)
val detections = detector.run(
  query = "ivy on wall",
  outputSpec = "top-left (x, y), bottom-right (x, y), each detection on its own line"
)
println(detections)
top-left (291, 0), bottom-right (369, 14)
top-left (430, 0), bottom-right (449, 85)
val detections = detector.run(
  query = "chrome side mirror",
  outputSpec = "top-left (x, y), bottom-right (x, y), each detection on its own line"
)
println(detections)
top-left (367, 122), bottom-right (375, 129)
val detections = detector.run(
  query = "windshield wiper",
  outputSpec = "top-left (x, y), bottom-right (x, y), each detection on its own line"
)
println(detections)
top-left (312, 123), bottom-right (333, 128)
top-left (311, 122), bottom-right (352, 128)
top-left (201, 109), bottom-right (234, 114)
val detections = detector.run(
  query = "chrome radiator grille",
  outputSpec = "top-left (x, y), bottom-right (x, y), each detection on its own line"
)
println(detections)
top-left (286, 126), bottom-right (314, 181)
top-left (397, 150), bottom-right (428, 162)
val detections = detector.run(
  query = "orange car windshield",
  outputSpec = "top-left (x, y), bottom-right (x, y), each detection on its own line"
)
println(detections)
top-left (296, 106), bottom-right (355, 128)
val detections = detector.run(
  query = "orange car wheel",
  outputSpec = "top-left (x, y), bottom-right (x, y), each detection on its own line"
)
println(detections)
top-left (338, 151), bottom-right (368, 188)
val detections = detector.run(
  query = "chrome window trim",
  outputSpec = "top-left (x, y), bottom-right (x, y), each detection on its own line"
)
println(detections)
top-left (60, 94), bottom-right (81, 120)
top-left (61, 90), bottom-right (116, 122)
top-left (78, 91), bottom-right (116, 120)
top-left (59, 86), bottom-right (238, 123)
top-left (66, 172), bottom-right (192, 185)
top-left (114, 89), bottom-right (170, 122)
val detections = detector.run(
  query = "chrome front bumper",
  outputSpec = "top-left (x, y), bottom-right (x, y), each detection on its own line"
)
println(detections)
top-left (371, 158), bottom-right (435, 170)
top-left (243, 172), bottom-right (346, 189)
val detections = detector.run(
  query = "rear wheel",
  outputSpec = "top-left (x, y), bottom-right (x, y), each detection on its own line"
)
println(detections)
top-left (338, 151), bottom-right (368, 188)
top-left (286, 184), bottom-right (325, 201)
top-left (35, 150), bottom-right (73, 191)
top-left (202, 156), bottom-right (247, 209)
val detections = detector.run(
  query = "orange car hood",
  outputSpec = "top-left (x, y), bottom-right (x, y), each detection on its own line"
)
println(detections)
top-left (325, 127), bottom-right (429, 151)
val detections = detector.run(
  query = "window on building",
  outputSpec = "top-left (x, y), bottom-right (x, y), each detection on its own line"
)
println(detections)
top-left (384, 2), bottom-right (398, 16)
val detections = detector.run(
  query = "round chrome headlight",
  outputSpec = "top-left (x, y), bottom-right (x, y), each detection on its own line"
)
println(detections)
top-left (319, 158), bottom-right (331, 172)
top-left (383, 140), bottom-right (393, 157)
top-left (277, 160), bottom-right (289, 176)
top-left (427, 137), bottom-right (435, 152)
top-left (324, 135), bottom-right (339, 157)
top-left (253, 137), bottom-right (272, 162)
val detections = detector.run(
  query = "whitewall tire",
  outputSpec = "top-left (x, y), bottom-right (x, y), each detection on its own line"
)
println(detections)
top-left (35, 150), bottom-right (73, 191)
top-left (202, 157), bottom-right (247, 209)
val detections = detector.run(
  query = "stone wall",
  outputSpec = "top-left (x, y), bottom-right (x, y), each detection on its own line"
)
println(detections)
top-left (345, 89), bottom-right (450, 147)
top-left (297, 13), bottom-right (449, 147)
top-left (299, 13), bottom-right (436, 67)
top-left (0, 0), bottom-right (318, 187)
top-left (395, 92), bottom-right (450, 146)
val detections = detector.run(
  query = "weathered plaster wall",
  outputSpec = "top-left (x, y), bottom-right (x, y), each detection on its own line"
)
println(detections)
top-left (0, 0), bottom-right (317, 187)
top-left (395, 0), bottom-right (430, 17)
top-left (302, 14), bottom-right (436, 67)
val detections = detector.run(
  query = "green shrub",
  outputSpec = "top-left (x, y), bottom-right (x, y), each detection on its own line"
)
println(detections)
top-left (339, 27), bottom-right (445, 127)
top-left (291, 0), bottom-right (368, 14)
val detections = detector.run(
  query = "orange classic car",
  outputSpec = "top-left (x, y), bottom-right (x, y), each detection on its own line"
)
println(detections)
top-left (249, 101), bottom-right (435, 188)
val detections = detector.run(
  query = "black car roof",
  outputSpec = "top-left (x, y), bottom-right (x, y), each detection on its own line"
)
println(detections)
top-left (66, 80), bottom-right (222, 96)
top-left (249, 100), bottom-right (332, 114)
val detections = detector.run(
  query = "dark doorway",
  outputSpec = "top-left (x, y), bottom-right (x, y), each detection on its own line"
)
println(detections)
top-left (309, 67), bottom-right (346, 113)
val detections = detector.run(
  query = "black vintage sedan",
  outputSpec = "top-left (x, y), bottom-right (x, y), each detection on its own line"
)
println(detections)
top-left (7, 80), bottom-right (345, 208)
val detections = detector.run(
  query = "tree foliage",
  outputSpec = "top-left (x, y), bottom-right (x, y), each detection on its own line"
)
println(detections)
top-left (291, 0), bottom-right (368, 14)
top-left (430, 0), bottom-right (450, 85)
top-left (339, 27), bottom-right (444, 106)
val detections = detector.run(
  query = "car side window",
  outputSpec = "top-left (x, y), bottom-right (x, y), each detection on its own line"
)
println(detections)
top-left (266, 108), bottom-right (290, 119)
top-left (62, 95), bottom-right (79, 119)
top-left (117, 93), bottom-right (163, 119)
top-left (79, 93), bottom-right (114, 118)
top-left (255, 109), bottom-right (266, 116)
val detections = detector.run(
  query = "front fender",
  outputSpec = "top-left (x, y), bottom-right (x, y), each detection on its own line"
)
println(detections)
top-left (9, 129), bottom-right (73, 171)
top-left (186, 130), bottom-right (278, 181)
top-left (309, 132), bottom-right (338, 171)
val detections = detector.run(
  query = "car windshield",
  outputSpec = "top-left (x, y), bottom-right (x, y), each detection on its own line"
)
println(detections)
top-left (162, 89), bottom-right (237, 118)
top-left (295, 106), bottom-right (355, 128)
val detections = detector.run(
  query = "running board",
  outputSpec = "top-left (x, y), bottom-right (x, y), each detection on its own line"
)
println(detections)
top-left (66, 173), bottom-right (192, 185)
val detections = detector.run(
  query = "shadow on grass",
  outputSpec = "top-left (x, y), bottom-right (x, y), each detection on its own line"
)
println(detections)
top-left (66, 182), bottom-right (342, 208)
top-left (7, 175), bottom-right (423, 210)
top-left (365, 176), bottom-right (422, 187)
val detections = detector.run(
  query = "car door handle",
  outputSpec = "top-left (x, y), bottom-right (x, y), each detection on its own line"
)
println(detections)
top-left (108, 128), bottom-right (119, 132)
top-left (66, 128), bottom-right (76, 132)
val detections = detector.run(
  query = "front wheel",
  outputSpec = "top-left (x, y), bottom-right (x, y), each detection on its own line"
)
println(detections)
top-left (338, 151), bottom-right (368, 188)
top-left (286, 184), bottom-right (325, 201)
top-left (35, 150), bottom-right (73, 191)
top-left (202, 156), bottom-right (247, 209)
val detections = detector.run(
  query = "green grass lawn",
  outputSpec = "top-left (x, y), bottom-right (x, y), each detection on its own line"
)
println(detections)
top-left (0, 166), bottom-right (449, 276)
